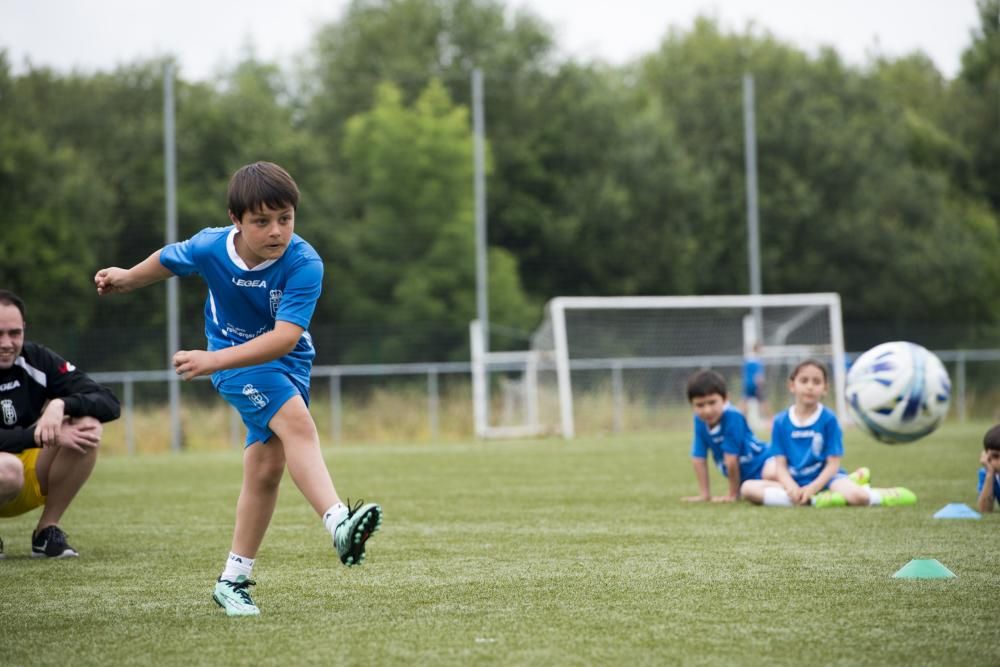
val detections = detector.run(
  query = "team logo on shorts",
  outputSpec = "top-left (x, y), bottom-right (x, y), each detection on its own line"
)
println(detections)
top-left (1, 399), bottom-right (16, 426)
top-left (242, 384), bottom-right (269, 409)
top-left (269, 289), bottom-right (283, 318)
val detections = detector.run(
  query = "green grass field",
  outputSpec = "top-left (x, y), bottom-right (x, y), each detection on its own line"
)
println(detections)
top-left (2, 422), bottom-right (998, 666)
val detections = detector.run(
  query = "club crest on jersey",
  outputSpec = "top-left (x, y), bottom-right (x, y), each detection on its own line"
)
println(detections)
top-left (811, 433), bottom-right (825, 457)
top-left (1, 399), bottom-right (16, 426)
top-left (232, 277), bottom-right (268, 288)
top-left (269, 289), bottom-right (283, 318)
top-left (242, 384), bottom-right (269, 409)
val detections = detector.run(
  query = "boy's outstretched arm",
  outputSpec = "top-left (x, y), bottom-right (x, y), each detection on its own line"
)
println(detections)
top-left (172, 320), bottom-right (304, 380)
top-left (977, 452), bottom-right (995, 513)
top-left (95, 250), bottom-right (175, 295)
top-left (714, 454), bottom-right (741, 502)
top-left (682, 457), bottom-right (711, 502)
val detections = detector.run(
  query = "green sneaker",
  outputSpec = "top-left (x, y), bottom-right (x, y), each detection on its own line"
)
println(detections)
top-left (213, 576), bottom-right (260, 617)
top-left (335, 500), bottom-right (383, 566)
top-left (812, 490), bottom-right (847, 508)
top-left (876, 487), bottom-right (917, 507)
top-left (848, 467), bottom-right (871, 486)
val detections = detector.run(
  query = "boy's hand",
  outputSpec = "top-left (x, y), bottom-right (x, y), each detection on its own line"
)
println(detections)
top-left (681, 494), bottom-right (710, 503)
top-left (173, 349), bottom-right (218, 380)
top-left (95, 267), bottom-right (133, 295)
top-left (711, 495), bottom-right (738, 503)
top-left (982, 450), bottom-right (999, 474)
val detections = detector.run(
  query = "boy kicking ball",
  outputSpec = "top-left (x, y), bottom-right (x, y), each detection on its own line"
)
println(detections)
top-left (95, 161), bottom-right (382, 616)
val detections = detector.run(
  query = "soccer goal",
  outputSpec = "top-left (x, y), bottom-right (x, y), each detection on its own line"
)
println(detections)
top-left (470, 319), bottom-right (551, 438)
top-left (472, 293), bottom-right (846, 439)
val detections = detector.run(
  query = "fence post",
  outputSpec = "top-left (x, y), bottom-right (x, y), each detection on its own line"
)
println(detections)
top-left (123, 378), bottom-right (135, 455)
top-left (428, 368), bottom-right (439, 441)
top-left (330, 372), bottom-right (342, 443)
top-left (956, 352), bottom-right (967, 423)
top-left (611, 362), bottom-right (624, 433)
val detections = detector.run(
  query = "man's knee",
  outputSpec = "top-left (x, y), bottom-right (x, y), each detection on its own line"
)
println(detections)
top-left (74, 416), bottom-right (104, 445)
top-left (0, 453), bottom-right (25, 498)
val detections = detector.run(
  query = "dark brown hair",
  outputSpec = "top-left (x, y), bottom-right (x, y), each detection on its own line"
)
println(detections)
top-left (0, 290), bottom-right (26, 321)
top-left (227, 161), bottom-right (300, 221)
top-left (686, 369), bottom-right (727, 401)
top-left (984, 424), bottom-right (1000, 451)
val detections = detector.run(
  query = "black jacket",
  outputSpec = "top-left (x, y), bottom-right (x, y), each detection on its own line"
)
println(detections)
top-left (0, 341), bottom-right (120, 453)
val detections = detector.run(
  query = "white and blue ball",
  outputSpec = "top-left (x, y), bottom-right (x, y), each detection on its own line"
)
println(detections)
top-left (845, 341), bottom-right (951, 444)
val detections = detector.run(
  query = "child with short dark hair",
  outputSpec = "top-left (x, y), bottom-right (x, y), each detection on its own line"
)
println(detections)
top-left (95, 161), bottom-right (382, 616)
top-left (977, 424), bottom-right (1000, 513)
top-left (682, 369), bottom-right (771, 503)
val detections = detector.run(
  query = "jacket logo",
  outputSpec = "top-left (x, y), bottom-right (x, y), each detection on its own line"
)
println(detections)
top-left (232, 278), bottom-right (268, 288)
top-left (1, 399), bottom-right (15, 426)
top-left (0, 380), bottom-right (20, 392)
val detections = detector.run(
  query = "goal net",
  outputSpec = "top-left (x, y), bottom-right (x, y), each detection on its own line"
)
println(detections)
top-left (473, 294), bottom-right (845, 439)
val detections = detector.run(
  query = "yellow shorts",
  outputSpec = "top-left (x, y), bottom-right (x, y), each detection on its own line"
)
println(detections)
top-left (0, 448), bottom-right (46, 518)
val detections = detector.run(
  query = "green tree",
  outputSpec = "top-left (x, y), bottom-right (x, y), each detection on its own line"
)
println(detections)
top-left (0, 56), bottom-right (118, 354)
top-left (639, 18), bottom-right (1000, 331)
top-left (337, 80), bottom-right (533, 361)
top-left (957, 0), bottom-right (1000, 212)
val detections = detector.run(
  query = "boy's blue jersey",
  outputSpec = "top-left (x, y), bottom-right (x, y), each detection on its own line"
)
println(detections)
top-left (770, 404), bottom-right (844, 486)
top-left (159, 226), bottom-right (322, 384)
top-left (977, 468), bottom-right (1000, 506)
top-left (691, 405), bottom-right (770, 479)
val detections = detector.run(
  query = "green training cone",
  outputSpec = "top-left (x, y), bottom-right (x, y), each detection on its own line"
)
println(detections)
top-left (892, 559), bottom-right (956, 579)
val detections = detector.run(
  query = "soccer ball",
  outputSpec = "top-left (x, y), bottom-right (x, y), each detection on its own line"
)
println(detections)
top-left (845, 341), bottom-right (951, 444)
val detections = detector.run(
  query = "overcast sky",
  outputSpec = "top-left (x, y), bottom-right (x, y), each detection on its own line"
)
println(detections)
top-left (0, 1), bottom-right (982, 81)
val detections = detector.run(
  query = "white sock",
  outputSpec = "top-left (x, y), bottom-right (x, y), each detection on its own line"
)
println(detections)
top-left (323, 503), bottom-right (349, 535)
top-left (763, 487), bottom-right (794, 507)
top-left (221, 552), bottom-right (254, 582)
top-left (868, 489), bottom-right (883, 506)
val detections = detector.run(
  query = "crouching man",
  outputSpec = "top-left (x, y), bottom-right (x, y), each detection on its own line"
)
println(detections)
top-left (0, 290), bottom-right (120, 558)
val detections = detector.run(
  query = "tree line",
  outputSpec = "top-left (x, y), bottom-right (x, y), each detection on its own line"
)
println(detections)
top-left (1, 0), bottom-right (998, 370)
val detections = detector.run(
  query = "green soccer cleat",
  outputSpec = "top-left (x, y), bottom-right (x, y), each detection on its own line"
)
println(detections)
top-left (812, 490), bottom-right (847, 508)
top-left (876, 487), bottom-right (917, 507)
top-left (334, 500), bottom-right (383, 566)
top-left (213, 576), bottom-right (260, 617)
top-left (848, 467), bottom-right (871, 486)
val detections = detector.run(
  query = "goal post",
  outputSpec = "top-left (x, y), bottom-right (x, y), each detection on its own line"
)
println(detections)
top-left (529, 293), bottom-right (846, 439)
top-left (470, 320), bottom-right (548, 438)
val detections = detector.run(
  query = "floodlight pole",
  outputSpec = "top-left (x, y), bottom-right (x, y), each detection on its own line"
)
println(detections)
top-left (743, 73), bottom-right (763, 343)
top-left (472, 68), bottom-right (488, 353)
top-left (164, 62), bottom-right (182, 452)
top-left (472, 68), bottom-right (490, 428)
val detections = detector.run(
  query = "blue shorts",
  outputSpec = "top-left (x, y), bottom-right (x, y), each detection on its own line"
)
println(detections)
top-left (215, 369), bottom-right (311, 447)
top-left (794, 468), bottom-right (848, 489)
top-left (740, 454), bottom-right (773, 482)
